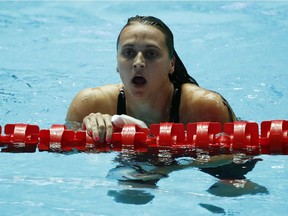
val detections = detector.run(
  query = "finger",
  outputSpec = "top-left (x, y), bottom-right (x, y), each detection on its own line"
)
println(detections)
top-left (83, 116), bottom-right (93, 136)
top-left (90, 114), bottom-right (100, 142)
top-left (82, 121), bottom-right (86, 130)
top-left (83, 113), bottom-right (99, 141)
top-left (104, 115), bottom-right (113, 143)
top-left (96, 114), bottom-right (105, 143)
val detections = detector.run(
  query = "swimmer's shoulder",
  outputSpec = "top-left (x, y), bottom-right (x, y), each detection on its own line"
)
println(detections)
top-left (180, 83), bottom-right (231, 124)
top-left (66, 84), bottom-right (123, 122)
top-left (181, 83), bottom-right (221, 100)
top-left (75, 83), bottom-right (123, 102)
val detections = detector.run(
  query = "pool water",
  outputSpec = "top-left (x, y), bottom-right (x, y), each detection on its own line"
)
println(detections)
top-left (1, 1), bottom-right (288, 215)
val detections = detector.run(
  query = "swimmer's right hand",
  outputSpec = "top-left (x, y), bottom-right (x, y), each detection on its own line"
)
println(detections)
top-left (82, 112), bottom-right (113, 143)
top-left (82, 113), bottom-right (148, 143)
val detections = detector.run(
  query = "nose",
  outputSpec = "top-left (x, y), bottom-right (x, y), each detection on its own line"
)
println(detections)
top-left (133, 52), bottom-right (145, 69)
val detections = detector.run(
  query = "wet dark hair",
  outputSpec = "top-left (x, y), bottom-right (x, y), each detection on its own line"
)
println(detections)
top-left (116, 15), bottom-right (199, 87)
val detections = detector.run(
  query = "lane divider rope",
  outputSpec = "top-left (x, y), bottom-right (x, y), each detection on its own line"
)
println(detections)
top-left (0, 120), bottom-right (287, 155)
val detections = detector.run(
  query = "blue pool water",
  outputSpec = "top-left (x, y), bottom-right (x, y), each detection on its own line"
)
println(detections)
top-left (1, 1), bottom-right (288, 215)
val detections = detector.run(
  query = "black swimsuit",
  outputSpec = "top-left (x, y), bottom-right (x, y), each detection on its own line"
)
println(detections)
top-left (117, 85), bottom-right (236, 123)
top-left (117, 86), bottom-right (181, 123)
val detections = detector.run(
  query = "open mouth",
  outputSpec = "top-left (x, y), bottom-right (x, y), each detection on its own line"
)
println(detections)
top-left (132, 76), bottom-right (147, 85)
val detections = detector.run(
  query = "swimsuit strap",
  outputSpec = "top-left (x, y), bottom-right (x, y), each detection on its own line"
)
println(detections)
top-left (221, 96), bottom-right (237, 121)
top-left (169, 85), bottom-right (181, 123)
top-left (117, 87), bottom-right (126, 115)
top-left (116, 86), bottom-right (181, 123)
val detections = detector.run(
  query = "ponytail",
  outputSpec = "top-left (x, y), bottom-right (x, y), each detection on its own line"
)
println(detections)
top-left (169, 50), bottom-right (199, 87)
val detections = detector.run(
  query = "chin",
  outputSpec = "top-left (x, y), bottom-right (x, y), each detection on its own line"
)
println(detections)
top-left (131, 87), bottom-right (147, 98)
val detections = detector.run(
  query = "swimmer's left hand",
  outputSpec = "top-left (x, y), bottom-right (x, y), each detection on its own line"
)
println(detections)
top-left (111, 114), bottom-right (148, 129)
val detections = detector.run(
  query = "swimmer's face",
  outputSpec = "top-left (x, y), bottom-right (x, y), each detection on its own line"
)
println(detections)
top-left (117, 23), bottom-right (175, 98)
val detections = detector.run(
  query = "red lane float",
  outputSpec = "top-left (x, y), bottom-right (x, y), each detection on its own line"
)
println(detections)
top-left (0, 124), bottom-right (39, 152)
top-left (0, 120), bottom-right (287, 155)
top-left (38, 124), bottom-right (96, 152)
top-left (260, 120), bottom-right (288, 154)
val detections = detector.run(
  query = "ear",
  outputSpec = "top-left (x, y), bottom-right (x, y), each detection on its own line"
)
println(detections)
top-left (169, 56), bottom-right (175, 74)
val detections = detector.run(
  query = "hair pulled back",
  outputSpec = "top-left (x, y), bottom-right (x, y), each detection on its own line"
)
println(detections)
top-left (117, 15), bottom-right (199, 87)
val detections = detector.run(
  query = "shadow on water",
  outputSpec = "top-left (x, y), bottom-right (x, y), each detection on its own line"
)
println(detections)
top-left (107, 189), bottom-right (155, 205)
top-left (200, 157), bottom-right (269, 197)
top-left (106, 162), bottom-right (159, 205)
top-left (106, 153), bottom-right (269, 207)
top-left (199, 203), bottom-right (226, 214)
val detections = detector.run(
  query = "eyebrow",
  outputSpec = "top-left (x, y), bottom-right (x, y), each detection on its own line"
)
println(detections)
top-left (121, 44), bottom-right (161, 50)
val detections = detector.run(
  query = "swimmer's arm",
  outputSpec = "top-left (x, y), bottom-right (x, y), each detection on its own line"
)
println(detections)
top-left (197, 93), bottom-right (233, 124)
top-left (205, 90), bottom-right (236, 123)
top-left (186, 154), bottom-right (235, 169)
top-left (181, 86), bottom-right (236, 124)
top-left (149, 154), bottom-right (235, 176)
top-left (66, 85), bottom-right (122, 142)
top-left (66, 88), bottom-right (99, 127)
top-left (66, 85), bottom-right (119, 125)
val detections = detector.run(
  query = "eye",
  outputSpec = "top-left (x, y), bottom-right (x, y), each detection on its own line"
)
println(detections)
top-left (145, 50), bottom-right (159, 60)
top-left (122, 48), bottom-right (135, 58)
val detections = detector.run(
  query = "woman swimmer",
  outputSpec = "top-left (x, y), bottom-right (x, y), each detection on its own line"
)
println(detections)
top-left (65, 16), bottom-right (265, 193)
top-left (66, 15), bottom-right (237, 142)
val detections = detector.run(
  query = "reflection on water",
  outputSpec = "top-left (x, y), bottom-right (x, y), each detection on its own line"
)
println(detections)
top-left (106, 152), bottom-right (269, 205)
top-left (207, 179), bottom-right (269, 197)
top-left (107, 175), bottom-right (157, 205)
